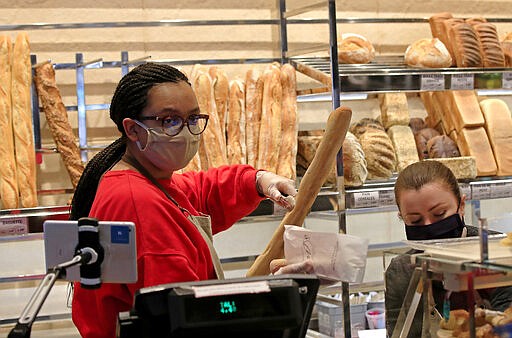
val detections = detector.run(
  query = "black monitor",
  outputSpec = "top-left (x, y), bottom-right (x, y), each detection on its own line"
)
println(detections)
top-left (117, 274), bottom-right (320, 338)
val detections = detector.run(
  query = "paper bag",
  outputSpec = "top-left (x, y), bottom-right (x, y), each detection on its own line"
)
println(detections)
top-left (283, 225), bottom-right (369, 283)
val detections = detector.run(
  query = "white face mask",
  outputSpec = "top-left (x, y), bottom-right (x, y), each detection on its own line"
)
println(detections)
top-left (133, 120), bottom-right (200, 171)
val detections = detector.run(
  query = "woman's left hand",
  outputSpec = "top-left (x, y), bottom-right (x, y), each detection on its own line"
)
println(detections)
top-left (256, 171), bottom-right (297, 210)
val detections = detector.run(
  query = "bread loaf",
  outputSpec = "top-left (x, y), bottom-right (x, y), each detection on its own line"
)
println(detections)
top-left (503, 40), bottom-right (512, 67)
top-left (473, 23), bottom-right (505, 67)
top-left (449, 22), bottom-right (483, 67)
top-left (427, 135), bottom-right (460, 158)
top-left (409, 117), bottom-right (426, 134)
top-left (342, 132), bottom-right (367, 187)
top-left (465, 17), bottom-right (488, 26)
top-left (426, 156), bottom-right (477, 179)
top-left (379, 93), bottom-right (410, 129)
top-left (208, 66), bottom-right (229, 148)
top-left (257, 64), bottom-right (282, 172)
top-left (245, 67), bottom-right (264, 168)
top-left (456, 127), bottom-right (497, 176)
top-left (359, 129), bottom-right (396, 180)
top-left (193, 71), bottom-right (228, 168)
top-left (12, 32), bottom-right (37, 208)
top-left (226, 79), bottom-right (246, 165)
top-left (349, 118), bottom-right (384, 138)
top-left (447, 90), bottom-right (485, 131)
top-left (0, 35), bottom-right (19, 209)
top-left (433, 91), bottom-right (456, 134)
top-left (276, 63), bottom-right (297, 180)
top-left (420, 91), bottom-right (442, 127)
top-left (404, 38), bottom-right (452, 68)
top-left (429, 12), bottom-right (456, 65)
top-left (338, 33), bottom-right (375, 64)
top-left (414, 128), bottom-right (441, 159)
top-left (387, 125), bottom-right (419, 171)
top-left (34, 62), bottom-right (84, 188)
top-left (297, 134), bottom-right (336, 186)
top-left (479, 99), bottom-right (512, 176)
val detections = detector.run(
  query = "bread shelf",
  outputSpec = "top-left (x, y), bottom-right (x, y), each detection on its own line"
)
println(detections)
top-left (292, 56), bottom-right (512, 93)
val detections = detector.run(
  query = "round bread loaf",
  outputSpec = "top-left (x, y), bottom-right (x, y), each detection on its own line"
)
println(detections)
top-left (427, 135), bottom-right (460, 158)
top-left (358, 129), bottom-right (396, 180)
top-left (404, 38), bottom-right (452, 68)
top-left (349, 118), bottom-right (385, 138)
top-left (414, 128), bottom-right (440, 159)
top-left (342, 132), bottom-right (368, 187)
top-left (338, 33), bottom-right (375, 64)
top-left (409, 117), bottom-right (427, 134)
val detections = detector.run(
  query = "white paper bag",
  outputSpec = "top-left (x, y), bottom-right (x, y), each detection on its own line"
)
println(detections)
top-left (283, 225), bottom-right (369, 283)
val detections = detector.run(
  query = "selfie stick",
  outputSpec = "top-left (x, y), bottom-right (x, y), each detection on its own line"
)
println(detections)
top-left (8, 217), bottom-right (104, 338)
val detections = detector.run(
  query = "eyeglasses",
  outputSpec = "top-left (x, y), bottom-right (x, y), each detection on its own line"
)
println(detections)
top-left (138, 114), bottom-right (209, 137)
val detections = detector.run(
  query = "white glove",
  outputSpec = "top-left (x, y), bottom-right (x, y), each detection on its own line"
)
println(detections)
top-left (256, 171), bottom-right (297, 210)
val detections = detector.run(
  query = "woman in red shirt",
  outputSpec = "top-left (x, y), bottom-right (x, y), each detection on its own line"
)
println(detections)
top-left (69, 63), bottom-right (296, 338)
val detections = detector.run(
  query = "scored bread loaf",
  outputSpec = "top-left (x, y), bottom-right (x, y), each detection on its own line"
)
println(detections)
top-left (338, 33), bottom-right (375, 64)
top-left (503, 40), bottom-right (512, 67)
top-left (0, 35), bottom-right (19, 209)
top-left (465, 17), bottom-right (488, 26)
top-left (276, 63), bottom-right (298, 180)
top-left (208, 66), bottom-right (229, 148)
top-left (449, 22), bottom-right (483, 67)
top-left (193, 71), bottom-right (228, 169)
top-left (358, 128), bottom-right (396, 180)
top-left (379, 93), bottom-right (410, 129)
top-left (226, 79), bottom-right (246, 165)
top-left (257, 64), bottom-right (282, 172)
top-left (457, 127), bottom-right (497, 176)
top-left (404, 38), bottom-right (452, 68)
top-left (429, 12), bottom-right (455, 64)
top-left (473, 23), bottom-right (505, 67)
top-left (245, 67), bottom-right (264, 168)
top-left (12, 32), bottom-right (37, 208)
top-left (479, 99), bottom-right (512, 176)
top-left (342, 132), bottom-right (367, 187)
top-left (387, 125), bottom-right (419, 172)
top-left (426, 156), bottom-right (477, 180)
top-left (34, 62), bottom-right (84, 188)
top-left (447, 90), bottom-right (485, 132)
top-left (427, 135), bottom-right (460, 158)
top-left (409, 117), bottom-right (427, 134)
top-left (349, 118), bottom-right (385, 138)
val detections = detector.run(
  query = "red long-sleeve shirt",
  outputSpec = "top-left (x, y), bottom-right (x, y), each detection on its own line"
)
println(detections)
top-left (72, 165), bottom-right (263, 338)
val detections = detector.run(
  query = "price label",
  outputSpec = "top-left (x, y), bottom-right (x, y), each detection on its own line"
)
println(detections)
top-left (503, 72), bottom-right (512, 89)
top-left (421, 74), bottom-right (445, 91)
top-left (450, 74), bottom-right (474, 90)
top-left (0, 217), bottom-right (28, 237)
top-left (378, 190), bottom-right (396, 206)
top-left (459, 183), bottom-right (472, 200)
top-left (490, 182), bottom-right (512, 199)
top-left (471, 183), bottom-right (492, 200)
top-left (352, 191), bottom-right (380, 208)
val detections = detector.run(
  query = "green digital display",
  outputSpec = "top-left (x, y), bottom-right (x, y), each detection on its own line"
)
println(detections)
top-left (219, 300), bottom-right (237, 314)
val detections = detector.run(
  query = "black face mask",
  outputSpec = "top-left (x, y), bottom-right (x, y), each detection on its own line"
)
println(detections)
top-left (405, 213), bottom-right (465, 240)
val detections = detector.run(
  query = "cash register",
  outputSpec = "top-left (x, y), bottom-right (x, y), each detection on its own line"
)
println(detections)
top-left (117, 274), bottom-right (319, 338)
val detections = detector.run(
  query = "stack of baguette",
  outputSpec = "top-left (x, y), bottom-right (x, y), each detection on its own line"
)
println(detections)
top-left (184, 63), bottom-right (298, 180)
top-left (0, 33), bottom-right (38, 210)
top-left (429, 13), bottom-right (506, 68)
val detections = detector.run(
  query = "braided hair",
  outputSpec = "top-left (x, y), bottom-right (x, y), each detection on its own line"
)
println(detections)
top-left (70, 63), bottom-right (190, 220)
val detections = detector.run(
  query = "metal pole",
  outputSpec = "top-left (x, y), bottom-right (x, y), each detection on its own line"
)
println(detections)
top-left (75, 53), bottom-right (87, 163)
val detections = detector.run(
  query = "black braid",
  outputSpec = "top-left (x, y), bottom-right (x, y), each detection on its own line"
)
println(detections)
top-left (69, 63), bottom-right (190, 220)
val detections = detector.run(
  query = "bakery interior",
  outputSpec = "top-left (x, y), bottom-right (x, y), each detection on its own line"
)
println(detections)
top-left (2, 0), bottom-right (512, 337)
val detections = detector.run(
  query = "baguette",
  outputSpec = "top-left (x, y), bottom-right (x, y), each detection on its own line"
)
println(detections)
top-left (245, 67), bottom-right (264, 167)
top-left (257, 64), bottom-right (282, 172)
top-left (11, 32), bottom-right (37, 208)
top-left (34, 62), bottom-right (84, 188)
top-left (0, 35), bottom-right (19, 209)
top-left (193, 71), bottom-right (228, 168)
top-left (208, 66), bottom-right (229, 152)
top-left (226, 79), bottom-right (246, 164)
top-left (277, 63), bottom-right (298, 180)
